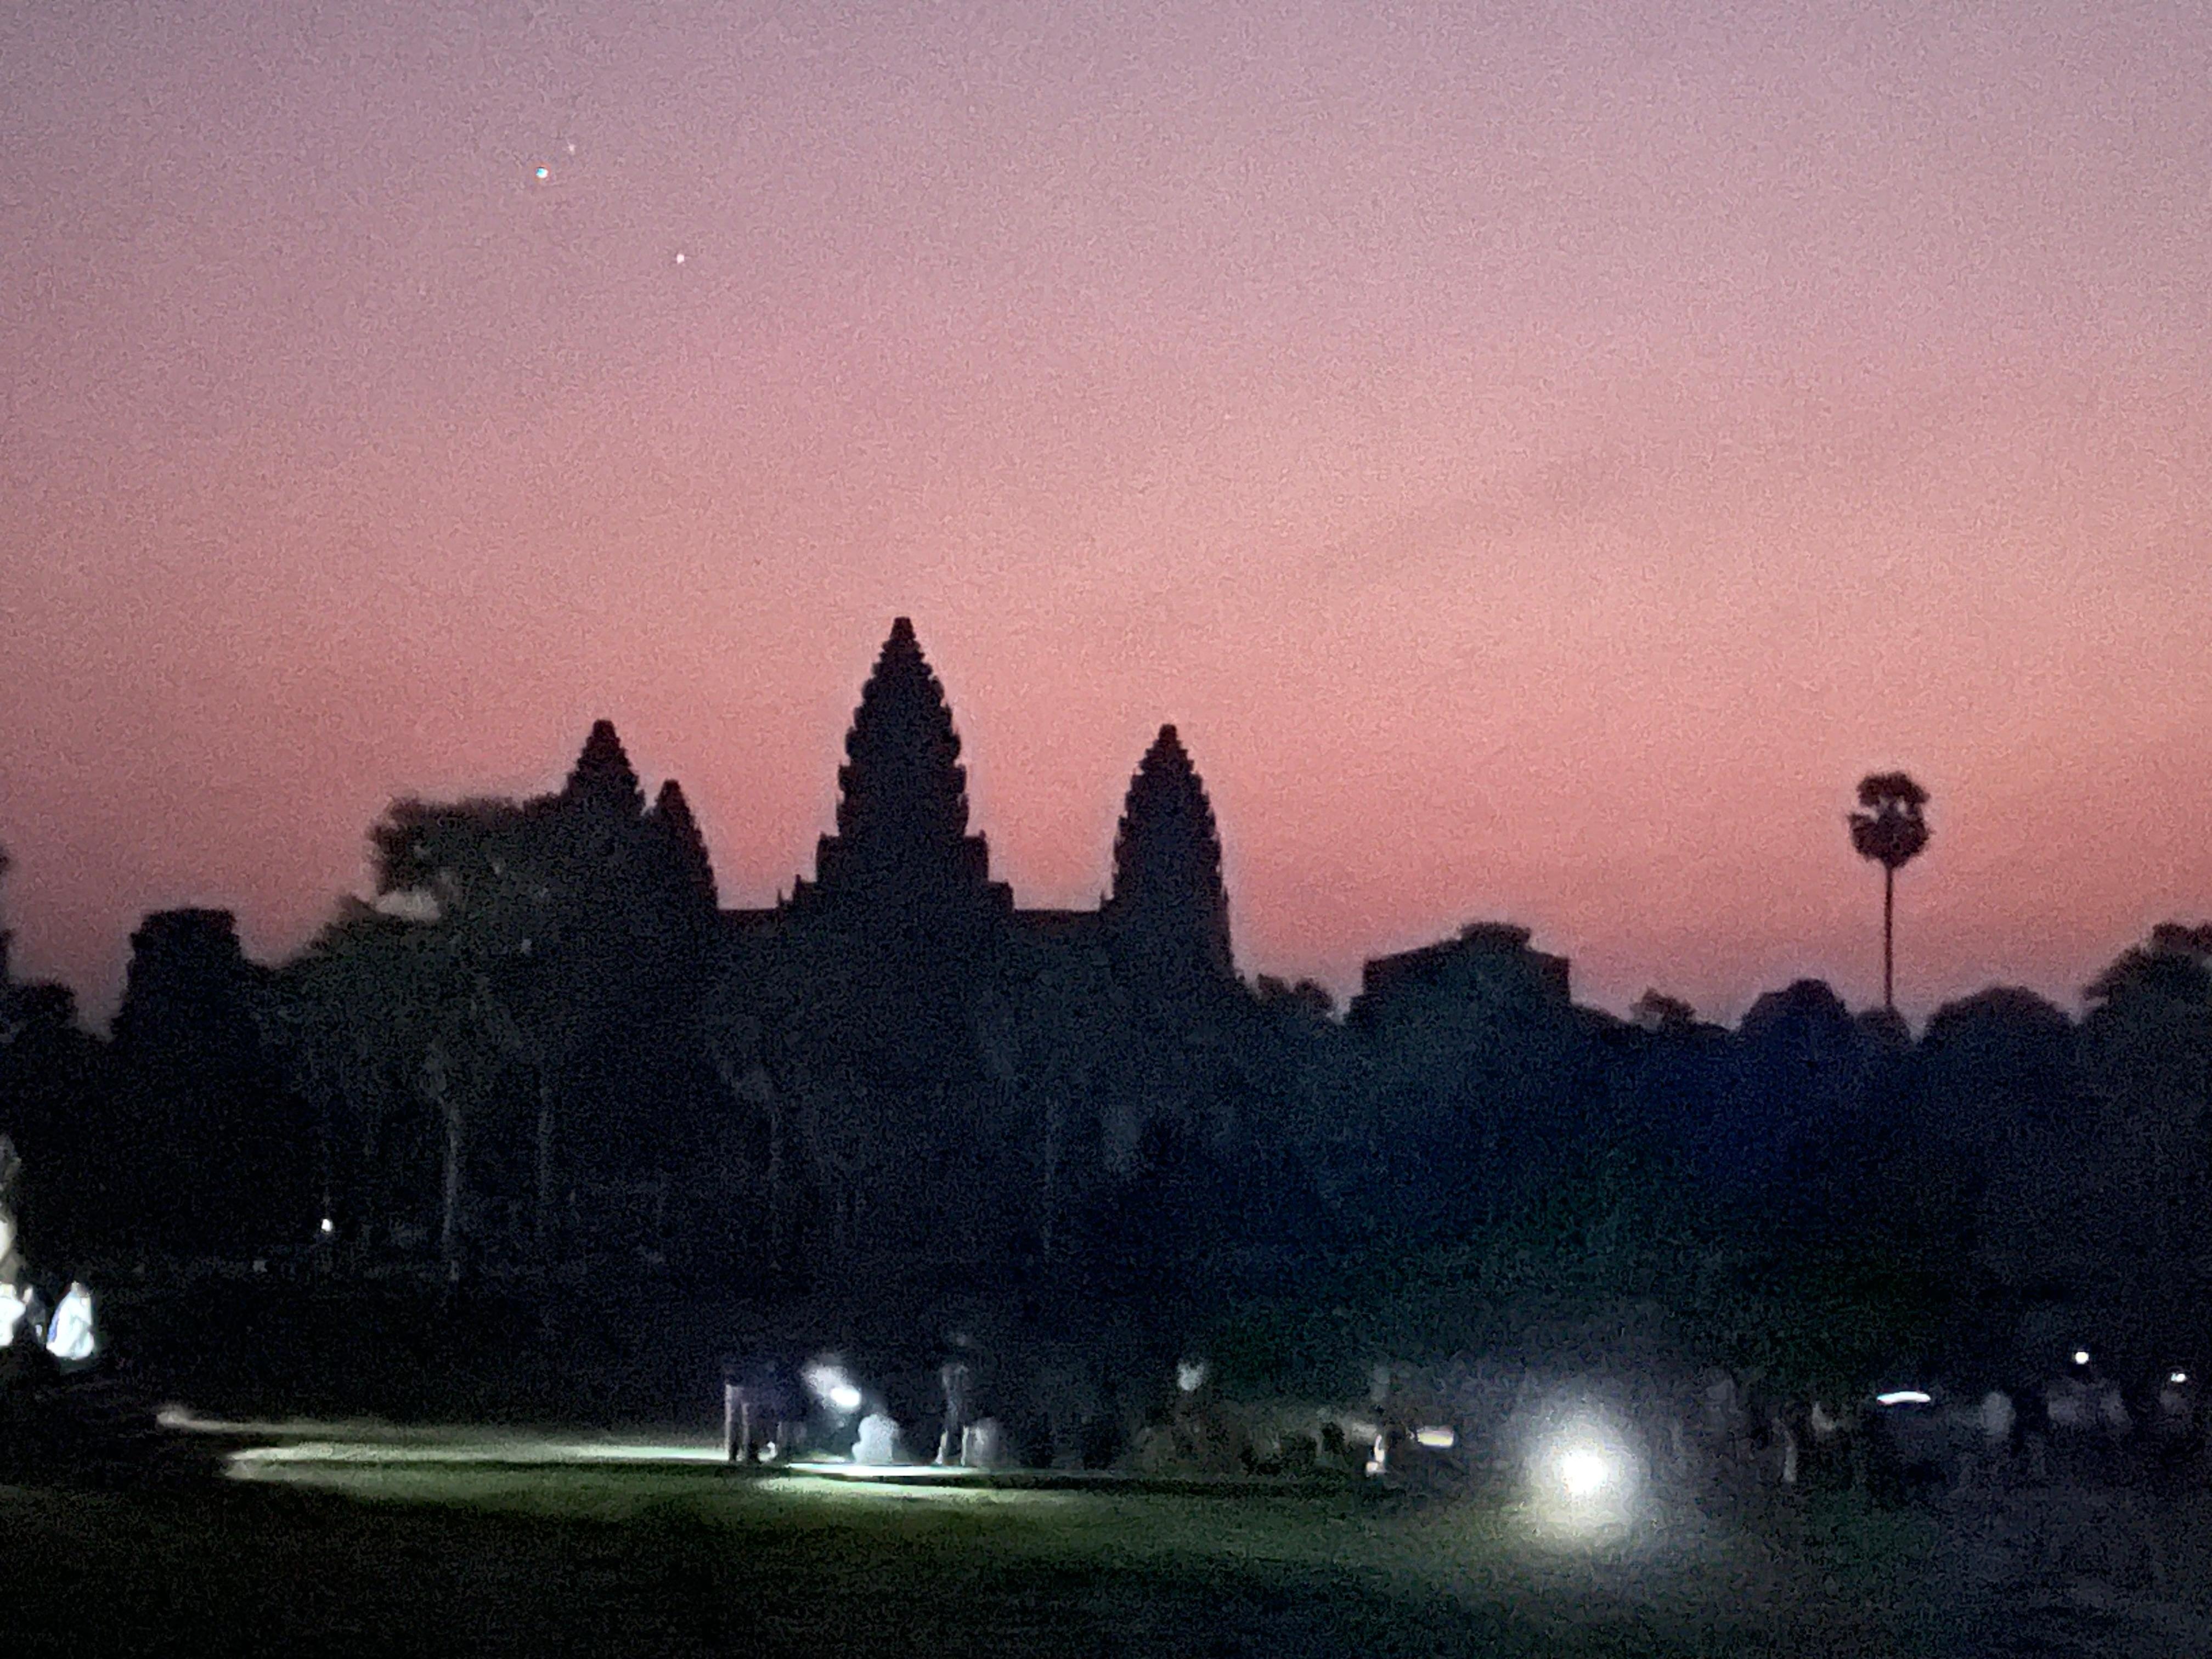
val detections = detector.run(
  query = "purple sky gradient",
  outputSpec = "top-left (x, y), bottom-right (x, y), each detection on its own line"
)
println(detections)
top-left (3, 0), bottom-right (2208, 1026)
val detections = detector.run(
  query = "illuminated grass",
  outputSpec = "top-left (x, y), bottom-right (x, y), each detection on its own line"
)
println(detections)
top-left (3, 1422), bottom-right (1945, 1657)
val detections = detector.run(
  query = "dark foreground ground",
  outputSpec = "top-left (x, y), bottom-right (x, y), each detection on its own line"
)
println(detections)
top-left (25, 1280), bottom-right (2212, 1655)
top-left (4, 1452), bottom-right (1940, 1659)
top-left (17, 1424), bottom-right (2212, 1656)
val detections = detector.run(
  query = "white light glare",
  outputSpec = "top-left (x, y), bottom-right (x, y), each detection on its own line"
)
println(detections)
top-left (319, 1217), bottom-right (335, 1236)
top-left (1414, 1425), bottom-right (1456, 1449)
top-left (1176, 1359), bottom-right (1208, 1393)
top-left (1559, 1447), bottom-right (1611, 1498)
top-left (1530, 1413), bottom-right (1641, 1532)
top-left (2171, 1372), bottom-right (2190, 1386)
top-left (1875, 1390), bottom-right (1932, 1407)
top-left (2074, 1350), bottom-right (2091, 1367)
top-left (802, 1359), bottom-right (864, 1416)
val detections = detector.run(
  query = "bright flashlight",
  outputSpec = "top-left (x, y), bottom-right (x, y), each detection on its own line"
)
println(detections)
top-left (1529, 1413), bottom-right (1641, 1533)
top-left (2074, 1350), bottom-right (2091, 1367)
top-left (803, 1359), bottom-right (864, 1417)
top-left (1558, 1446), bottom-right (1612, 1498)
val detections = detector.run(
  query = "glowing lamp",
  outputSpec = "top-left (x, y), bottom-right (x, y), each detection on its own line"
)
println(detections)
top-left (1875, 1390), bottom-right (1932, 1407)
top-left (1559, 1447), bottom-right (1611, 1498)
top-left (1414, 1425), bottom-right (1456, 1449)
top-left (1528, 1412), bottom-right (1642, 1533)
top-left (802, 1358), bottom-right (864, 1417)
top-left (2073, 1350), bottom-right (2091, 1367)
top-left (2171, 1372), bottom-right (2190, 1386)
top-left (318, 1217), bottom-right (335, 1237)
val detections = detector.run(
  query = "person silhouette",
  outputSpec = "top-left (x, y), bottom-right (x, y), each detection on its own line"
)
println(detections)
top-left (937, 1358), bottom-right (974, 1465)
top-left (46, 1281), bottom-right (96, 1366)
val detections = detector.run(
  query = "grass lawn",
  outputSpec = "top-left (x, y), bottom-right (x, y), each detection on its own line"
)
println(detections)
top-left (2, 1443), bottom-right (1940, 1657)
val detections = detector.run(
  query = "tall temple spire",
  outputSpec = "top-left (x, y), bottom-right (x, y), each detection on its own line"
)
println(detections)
top-left (647, 778), bottom-right (718, 910)
top-left (810, 618), bottom-right (996, 909)
top-left (1106, 724), bottom-right (1233, 981)
top-left (563, 719), bottom-right (645, 818)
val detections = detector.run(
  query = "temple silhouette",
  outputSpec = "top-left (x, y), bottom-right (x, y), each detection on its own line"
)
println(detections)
top-left (12, 617), bottom-right (2211, 1409)
top-left (10, 616), bottom-right (1596, 1295)
top-left (705, 618), bottom-right (1260, 1282)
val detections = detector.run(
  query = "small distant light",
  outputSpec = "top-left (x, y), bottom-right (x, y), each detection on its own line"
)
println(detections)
top-left (318, 1217), bottom-right (335, 1237)
top-left (1176, 1359), bottom-right (1208, 1393)
top-left (2074, 1350), bottom-right (2091, 1367)
top-left (829, 1384), bottom-right (862, 1413)
top-left (534, 166), bottom-right (551, 181)
top-left (1875, 1390), bottom-right (1932, 1407)
top-left (674, 251), bottom-right (687, 265)
top-left (1414, 1425), bottom-right (1456, 1449)
top-left (2171, 1372), bottom-right (2190, 1386)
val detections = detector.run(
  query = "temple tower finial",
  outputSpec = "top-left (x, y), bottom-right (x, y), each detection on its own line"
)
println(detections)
top-left (1106, 724), bottom-right (1233, 981)
top-left (811, 619), bottom-right (994, 907)
top-left (564, 719), bottom-right (645, 817)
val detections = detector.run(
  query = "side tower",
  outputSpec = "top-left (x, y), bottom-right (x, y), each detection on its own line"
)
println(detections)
top-left (797, 618), bottom-right (1008, 921)
top-left (562, 719), bottom-right (647, 820)
top-left (1103, 724), bottom-right (1234, 990)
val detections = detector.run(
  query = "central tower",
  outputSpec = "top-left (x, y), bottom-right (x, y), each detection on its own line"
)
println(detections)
top-left (801, 618), bottom-right (1006, 918)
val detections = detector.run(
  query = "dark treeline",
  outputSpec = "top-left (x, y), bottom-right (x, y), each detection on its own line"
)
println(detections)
top-left (3, 622), bottom-right (2210, 1400)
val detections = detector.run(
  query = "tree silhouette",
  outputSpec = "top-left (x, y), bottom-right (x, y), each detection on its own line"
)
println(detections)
top-left (364, 723), bottom-right (713, 1263)
top-left (2078, 925), bottom-right (2212, 1323)
top-left (1848, 772), bottom-right (1931, 1013)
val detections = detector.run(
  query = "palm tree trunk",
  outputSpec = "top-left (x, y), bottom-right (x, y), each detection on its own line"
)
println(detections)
top-left (1883, 864), bottom-right (1896, 1012)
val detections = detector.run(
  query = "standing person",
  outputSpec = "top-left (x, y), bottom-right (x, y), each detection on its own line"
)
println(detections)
top-left (723, 1355), bottom-right (802, 1464)
top-left (937, 1357), bottom-right (973, 1465)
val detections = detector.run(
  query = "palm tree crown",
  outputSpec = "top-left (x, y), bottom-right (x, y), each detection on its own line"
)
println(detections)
top-left (1848, 771), bottom-right (1931, 1013)
top-left (1849, 772), bottom-right (1931, 870)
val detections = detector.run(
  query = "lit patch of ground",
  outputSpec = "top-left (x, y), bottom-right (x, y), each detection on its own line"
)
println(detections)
top-left (4, 1422), bottom-right (1943, 1657)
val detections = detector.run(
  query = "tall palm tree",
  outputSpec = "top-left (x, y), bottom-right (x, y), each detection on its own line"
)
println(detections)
top-left (1848, 772), bottom-right (1932, 1013)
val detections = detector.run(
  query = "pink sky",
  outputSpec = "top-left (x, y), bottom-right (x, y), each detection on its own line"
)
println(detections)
top-left (3, 0), bottom-right (2208, 1027)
